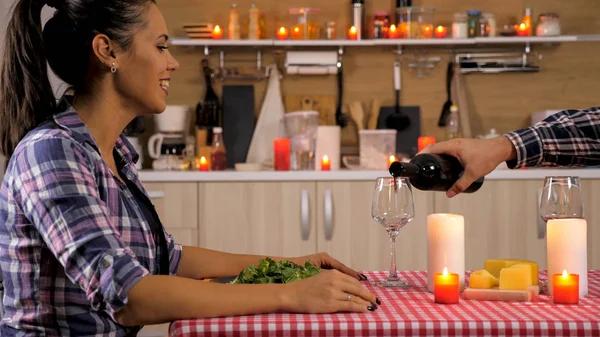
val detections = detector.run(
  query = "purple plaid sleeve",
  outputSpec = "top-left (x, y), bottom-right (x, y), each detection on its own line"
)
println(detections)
top-left (504, 108), bottom-right (600, 169)
top-left (12, 137), bottom-right (150, 320)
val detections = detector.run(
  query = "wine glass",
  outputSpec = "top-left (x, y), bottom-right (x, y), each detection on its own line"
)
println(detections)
top-left (539, 176), bottom-right (584, 222)
top-left (371, 177), bottom-right (415, 288)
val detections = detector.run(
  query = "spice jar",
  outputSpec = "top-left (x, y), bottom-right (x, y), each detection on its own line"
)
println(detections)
top-left (452, 12), bottom-right (468, 38)
top-left (478, 16), bottom-right (488, 37)
top-left (467, 10), bottom-right (481, 38)
top-left (536, 13), bottom-right (561, 36)
top-left (228, 3), bottom-right (241, 40)
top-left (373, 11), bottom-right (390, 38)
top-left (482, 13), bottom-right (496, 37)
top-left (323, 21), bottom-right (336, 39)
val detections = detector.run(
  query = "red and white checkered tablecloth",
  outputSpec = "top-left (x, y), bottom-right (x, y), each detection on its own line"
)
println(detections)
top-left (169, 270), bottom-right (600, 337)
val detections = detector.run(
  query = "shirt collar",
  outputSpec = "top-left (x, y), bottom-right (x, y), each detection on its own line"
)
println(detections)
top-left (52, 96), bottom-right (140, 165)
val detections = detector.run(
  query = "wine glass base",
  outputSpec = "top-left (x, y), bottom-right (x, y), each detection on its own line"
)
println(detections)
top-left (377, 279), bottom-right (413, 288)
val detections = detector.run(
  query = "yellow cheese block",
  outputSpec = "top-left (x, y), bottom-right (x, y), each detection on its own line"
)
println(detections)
top-left (484, 259), bottom-right (539, 285)
top-left (469, 269), bottom-right (499, 289)
top-left (499, 265), bottom-right (532, 290)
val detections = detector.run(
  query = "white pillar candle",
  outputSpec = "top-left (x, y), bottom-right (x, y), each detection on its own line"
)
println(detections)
top-left (427, 213), bottom-right (465, 292)
top-left (547, 219), bottom-right (588, 297)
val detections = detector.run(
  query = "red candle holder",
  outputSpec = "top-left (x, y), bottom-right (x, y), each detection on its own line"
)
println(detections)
top-left (553, 270), bottom-right (579, 304)
top-left (434, 268), bottom-right (460, 304)
top-left (434, 25), bottom-right (447, 38)
top-left (321, 155), bottom-right (331, 171)
top-left (274, 138), bottom-right (290, 171)
top-left (418, 136), bottom-right (436, 152)
top-left (276, 27), bottom-right (288, 40)
top-left (198, 156), bottom-right (209, 171)
top-left (211, 25), bottom-right (223, 40)
top-left (348, 26), bottom-right (358, 40)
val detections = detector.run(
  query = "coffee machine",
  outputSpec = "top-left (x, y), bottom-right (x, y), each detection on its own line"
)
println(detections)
top-left (148, 105), bottom-right (191, 170)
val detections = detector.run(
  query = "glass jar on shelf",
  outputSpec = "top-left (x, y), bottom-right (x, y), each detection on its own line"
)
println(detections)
top-left (467, 10), bottom-right (481, 38)
top-left (288, 7), bottom-right (321, 40)
top-left (396, 7), bottom-right (435, 39)
top-left (536, 13), bottom-right (561, 36)
top-left (373, 11), bottom-right (390, 38)
top-left (478, 16), bottom-right (488, 37)
top-left (482, 13), bottom-right (496, 37)
top-left (452, 12), bottom-right (468, 38)
top-left (323, 21), bottom-right (336, 39)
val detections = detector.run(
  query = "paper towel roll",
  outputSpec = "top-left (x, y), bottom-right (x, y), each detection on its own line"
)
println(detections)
top-left (547, 218), bottom-right (588, 297)
top-left (315, 126), bottom-right (341, 170)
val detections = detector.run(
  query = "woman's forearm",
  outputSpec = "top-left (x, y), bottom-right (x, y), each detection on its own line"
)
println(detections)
top-left (115, 274), bottom-right (287, 326)
top-left (177, 246), bottom-right (293, 280)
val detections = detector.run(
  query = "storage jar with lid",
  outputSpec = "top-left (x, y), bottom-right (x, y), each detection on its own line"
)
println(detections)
top-left (288, 8), bottom-right (321, 40)
top-left (482, 13), bottom-right (496, 37)
top-left (396, 7), bottom-right (435, 39)
top-left (466, 10), bottom-right (481, 38)
top-left (452, 12), bottom-right (468, 38)
top-left (373, 11), bottom-right (390, 38)
top-left (323, 21), bottom-right (336, 39)
top-left (536, 13), bottom-right (561, 36)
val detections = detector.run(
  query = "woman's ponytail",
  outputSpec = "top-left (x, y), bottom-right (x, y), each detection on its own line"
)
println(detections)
top-left (0, 0), bottom-right (57, 157)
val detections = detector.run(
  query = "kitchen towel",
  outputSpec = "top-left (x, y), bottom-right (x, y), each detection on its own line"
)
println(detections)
top-left (246, 65), bottom-right (285, 167)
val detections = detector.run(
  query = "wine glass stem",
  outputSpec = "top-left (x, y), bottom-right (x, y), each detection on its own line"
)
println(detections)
top-left (388, 231), bottom-right (399, 281)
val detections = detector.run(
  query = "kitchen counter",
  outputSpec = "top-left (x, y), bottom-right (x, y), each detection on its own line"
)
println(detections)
top-left (138, 167), bottom-right (600, 182)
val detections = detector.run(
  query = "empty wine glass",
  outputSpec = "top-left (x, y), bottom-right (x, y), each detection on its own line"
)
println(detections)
top-left (539, 176), bottom-right (584, 222)
top-left (371, 177), bottom-right (415, 288)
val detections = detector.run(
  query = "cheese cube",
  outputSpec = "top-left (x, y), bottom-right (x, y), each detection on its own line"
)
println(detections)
top-left (484, 259), bottom-right (539, 285)
top-left (499, 265), bottom-right (532, 290)
top-left (469, 269), bottom-right (499, 289)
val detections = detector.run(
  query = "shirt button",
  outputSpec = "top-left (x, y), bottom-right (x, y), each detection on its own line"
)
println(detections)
top-left (126, 173), bottom-right (134, 180)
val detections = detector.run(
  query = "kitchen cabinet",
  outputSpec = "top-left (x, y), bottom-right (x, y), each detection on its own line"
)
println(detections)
top-left (197, 182), bottom-right (317, 257)
top-left (315, 181), bottom-right (433, 272)
top-left (143, 182), bottom-right (199, 246)
top-left (434, 180), bottom-right (547, 271)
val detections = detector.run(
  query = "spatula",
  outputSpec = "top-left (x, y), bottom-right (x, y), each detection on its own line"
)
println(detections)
top-left (385, 60), bottom-right (410, 131)
top-left (437, 61), bottom-right (454, 127)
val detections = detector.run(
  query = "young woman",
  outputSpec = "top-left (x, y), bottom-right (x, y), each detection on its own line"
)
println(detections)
top-left (0, 0), bottom-right (378, 335)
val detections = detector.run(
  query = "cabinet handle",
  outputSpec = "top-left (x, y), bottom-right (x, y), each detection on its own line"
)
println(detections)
top-left (324, 189), bottom-right (333, 241)
top-left (147, 191), bottom-right (165, 199)
top-left (537, 187), bottom-right (546, 239)
top-left (301, 189), bottom-right (310, 241)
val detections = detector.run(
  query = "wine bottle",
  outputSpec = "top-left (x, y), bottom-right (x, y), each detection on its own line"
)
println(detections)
top-left (389, 153), bottom-right (484, 193)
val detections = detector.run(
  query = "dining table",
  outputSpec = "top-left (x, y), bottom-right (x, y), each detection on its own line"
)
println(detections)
top-left (169, 270), bottom-right (600, 337)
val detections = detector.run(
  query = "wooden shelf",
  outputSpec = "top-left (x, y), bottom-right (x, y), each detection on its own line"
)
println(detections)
top-left (170, 35), bottom-right (600, 47)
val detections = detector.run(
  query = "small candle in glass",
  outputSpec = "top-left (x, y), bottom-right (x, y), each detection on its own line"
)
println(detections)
top-left (198, 156), bottom-right (209, 171)
top-left (276, 26), bottom-right (288, 40)
top-left (553, 270), bottom-right (579, 304)
top-left (388, 24), bottom-right (399, 38)
top-left (434, 267), bottom-right (460, 304)
top-left (348, 26), bottom-right (358, 40)
top-left (388, 155), bottom-right (397, 166)
top-left (211, 25), bottom-right (223, 40)
top-left (434, 25), bottom-right (448, 38)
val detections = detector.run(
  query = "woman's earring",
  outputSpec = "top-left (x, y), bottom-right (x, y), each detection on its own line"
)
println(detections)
top-left (110, 63), bottom-right (117, 73)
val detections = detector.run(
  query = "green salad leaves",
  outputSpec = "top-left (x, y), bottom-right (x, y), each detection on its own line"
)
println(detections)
top-left (231, 257), bottom-right (320, 284)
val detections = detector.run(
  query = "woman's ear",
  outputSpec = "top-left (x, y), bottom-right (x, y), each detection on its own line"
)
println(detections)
top-left (91, 34), bottom-right (117, 70)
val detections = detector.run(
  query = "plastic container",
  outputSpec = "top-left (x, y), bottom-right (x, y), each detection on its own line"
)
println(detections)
top-left (396, 7), bottom-right (435, 39)
top-left (358, 130), bottom-right (397, 170)
top-left (288, 8), bottom-right (321, 40)
top-left (283, 111), bottom-right (319, 170)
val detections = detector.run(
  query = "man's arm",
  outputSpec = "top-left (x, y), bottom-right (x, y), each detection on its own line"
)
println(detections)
top-left (505, 107), bottom-right (600, 168)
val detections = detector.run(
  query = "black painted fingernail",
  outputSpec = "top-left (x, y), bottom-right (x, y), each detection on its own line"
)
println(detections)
top-left (376, 297), bottom-right (381, 305)
top-left (367, 304), bottom-right (377, 311)
top-left (359, 273), bottom-right (367, 280)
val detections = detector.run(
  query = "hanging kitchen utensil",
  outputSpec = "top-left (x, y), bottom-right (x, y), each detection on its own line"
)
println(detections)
top-left (335, 56), bottom-right (349, 127)
top-left (195, 58), bottom-right (220, 129)
top-left (384, 60), bottom-right (410, 131)
top-left (437, 61), bottom-right (454, 127)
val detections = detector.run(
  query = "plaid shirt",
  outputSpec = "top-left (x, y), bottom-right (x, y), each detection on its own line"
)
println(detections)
top-left (0, 99), bottom-right (182, 336)
top-left (505, 108), bottom-right (600, 168)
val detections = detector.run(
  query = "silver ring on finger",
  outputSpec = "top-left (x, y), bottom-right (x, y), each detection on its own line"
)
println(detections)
top-left (346, 294), bottom-right (351, 301)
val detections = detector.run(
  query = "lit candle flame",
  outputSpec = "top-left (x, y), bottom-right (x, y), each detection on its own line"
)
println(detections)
top-left (519, 23), bottom-right (527, 30)
top-left (200, 156), bottom-right (207, 165)
top-left (436, 26), bottom-right (444, 33)
top-left (322, 155), bottom-right (330, 164)
top-left (562, 269), bottom-right (568, 278)
top-left (389, 24), bottom-right (397, 32)
top-left (350, 26), bottom-right (357, 34)
top-left (443, 267), bottom-right (448, 277)
top-left (389, 155), bottom-right (396, 164)
top-left (294, 27), bottom-right (300, 33)
top-left (279, 27), bottom-right (286, 34)
top-left (213, 25), bottom-right (221, 33)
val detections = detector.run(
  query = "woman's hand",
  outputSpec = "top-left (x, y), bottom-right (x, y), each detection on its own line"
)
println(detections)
top-left (289, 252), bottom-right (366, 281)
top-left (419, 136), bottom-right (517, 197)
top-left (281, 269), bottom-right (379, 314)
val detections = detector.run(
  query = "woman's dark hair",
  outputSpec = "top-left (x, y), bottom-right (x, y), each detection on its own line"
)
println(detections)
top-left (0, 0), bottom-right (156, 157)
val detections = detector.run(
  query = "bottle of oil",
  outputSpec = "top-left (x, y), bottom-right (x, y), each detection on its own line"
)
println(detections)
top-left (445, 104), bottom-right (462, 140)
top-left (228, 4), bottom-right (241, 40)
top-left (248, 4), bottom-right (260, 40)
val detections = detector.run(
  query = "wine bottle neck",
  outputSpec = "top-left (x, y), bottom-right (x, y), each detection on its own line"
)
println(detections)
top-left (389, 162), bottom-right (420, 178)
